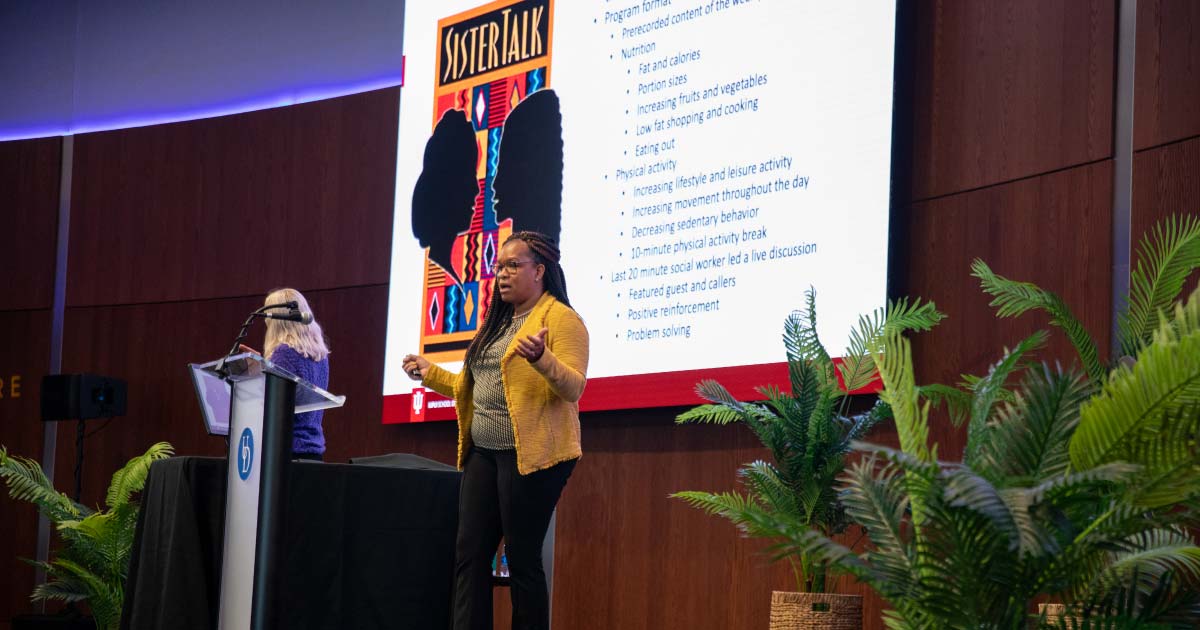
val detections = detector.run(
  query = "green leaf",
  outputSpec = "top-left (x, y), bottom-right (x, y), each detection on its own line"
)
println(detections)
top-left (106, 441), bottom-right (173, 508)
top-left (870, 330), bottom-right (932, 464)
top-left (1070, 288), bottom-right (1200, 493)
top-left (739, 460), bottom-right (802, 522)
top-left (1118, 214), bottom-right (1200, 358)
top-left (1085, 529), bottom-right (1200, 606)
top-left (0, 446), bottom-right (91, 522)
top-left (784, 287), bottom-right (838, 392)
top-left (842, 456), bottom-right (911, 559)
top-left (675, 403), bottom-right (744, 425)
top-left (972, 259), bottom-right (1105, 383)
top-left (31, 576), bottom-right (89, 603)
top-left (976, 364), bottom-right (1092, 484)
top-left (963, 331), bottom-right (1049, 469)
top-left (918, 383), bottom-right (972, 427)
top-left (49, 557), bottom-right (123, 630)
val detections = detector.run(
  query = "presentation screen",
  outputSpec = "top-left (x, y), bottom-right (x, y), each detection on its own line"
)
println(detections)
top-left (383, 0), bottom-right (898, 422)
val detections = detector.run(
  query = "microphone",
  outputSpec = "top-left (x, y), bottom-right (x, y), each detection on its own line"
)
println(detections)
top-left (217, 302), bottom-right (311, 375)
top-left (262, 310), bottom-right (313, 324)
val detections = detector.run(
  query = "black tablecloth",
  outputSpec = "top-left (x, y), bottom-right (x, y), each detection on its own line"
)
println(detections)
top-left (121, 456), bottom-right (460, 630)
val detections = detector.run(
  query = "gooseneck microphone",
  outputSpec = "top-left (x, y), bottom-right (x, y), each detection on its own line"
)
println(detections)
top-left (216, 301), bottom-right (311, 375)
top-left (262, 310), bottom-right (313, 324)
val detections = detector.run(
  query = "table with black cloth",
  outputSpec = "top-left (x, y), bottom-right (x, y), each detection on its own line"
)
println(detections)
top-left (121, 456), bottom-right (461, 630)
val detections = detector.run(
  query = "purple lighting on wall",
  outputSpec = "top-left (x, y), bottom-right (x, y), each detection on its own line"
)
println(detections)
top-left (0, 0), bottom-right (407, 143)
top-left (0, 72), bottom-right (404, 142)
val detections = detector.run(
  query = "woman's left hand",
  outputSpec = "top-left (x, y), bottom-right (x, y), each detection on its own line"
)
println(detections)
top-left (515, 328), bottom-right (549, 362)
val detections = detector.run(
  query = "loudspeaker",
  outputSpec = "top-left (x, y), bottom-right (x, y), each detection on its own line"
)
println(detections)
top-left (41, 374), bottom-right (127, 421)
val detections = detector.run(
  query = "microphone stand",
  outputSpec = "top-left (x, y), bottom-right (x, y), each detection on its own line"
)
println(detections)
top-left (215, 302), bottom-right (296, 376)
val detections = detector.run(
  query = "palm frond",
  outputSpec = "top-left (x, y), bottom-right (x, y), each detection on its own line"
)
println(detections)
top-left (670, 490), bottom-right (801, 544)
top-left (838, 298), bottom-right (944, 393)
top-left (941, 466), bottom-right (1034, 555)
top-left (963, 331), bottom-right (1049, 469)
top-left (682, 380), bottom-right (778, 434)
top-left (918, 383), bottom-right (972, 427)
top-left (50, 557), bottom-right (123, 630)
top-left (1085, 529), bottom-right (1200, 606)
top-left (1070, 289), bottom-right (1200, 487)
top-left (1118, 214), bottom-right (1200, 357)
top-left (739, 460), bottom-right (803, 522)
top-left (883, 297), bottom-right (947, 335)
top-left (1121, 402), bottom-right (1200, 509)
top-left (0, 447), bottom-right (91, 522)
top-left (784, 288), bottom-right (837, 391)
top-left (58, 507), bottom-right (136, 582)
top-left (972, 259), bottom-right (1105, 383)
top-left (675, 402), bottom-right (746, 425)
top-left (30, 576), bottom-right (89, 603)
top-left (769, 527), bottom-right (876, 583)
top-left (842, 456), bottom-right (911, 558)
top-left (846, 400), bottom-right (892, 444)
top-left (976, 364), bottom-right (1092, 483)
top-left (106, 442), bottom-right (173, 508)
top-left (1026, 462), bottom-right (1139, 507)
top-left (870, 330), bottom-right (932, 464)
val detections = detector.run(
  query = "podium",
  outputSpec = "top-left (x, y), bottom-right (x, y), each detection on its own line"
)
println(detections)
top-left (189, 353), bottom-right (345, 630)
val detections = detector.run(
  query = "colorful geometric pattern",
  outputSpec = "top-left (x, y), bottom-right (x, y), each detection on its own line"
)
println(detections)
top-left (419, 62), bottom-right (549, 357)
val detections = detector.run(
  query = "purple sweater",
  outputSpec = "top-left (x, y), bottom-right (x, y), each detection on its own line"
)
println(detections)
top-left (269, 344), bottom-right (330, 456)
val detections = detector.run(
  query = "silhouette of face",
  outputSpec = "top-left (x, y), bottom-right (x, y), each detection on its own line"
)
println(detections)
top-left (494, 240), bottom-right (544, 307)
top-left (490, 89), bottom-right (563, 242)
top-left (412, 110), bottom-right (479, 286)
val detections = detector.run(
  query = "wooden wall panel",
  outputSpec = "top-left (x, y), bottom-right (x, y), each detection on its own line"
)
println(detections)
top-left (0, 137), bottom-right (60, 311)
top-left (1134, 0), bottom-right (1200, 150)
top-left (903, 161), bottom-right (1113, 458)
top-left (66, 87), bottom-right (399, 307)
top-left (0, 310), bottom-right (52, 629)
top-left (909, 0), bottom-right (1113, 202)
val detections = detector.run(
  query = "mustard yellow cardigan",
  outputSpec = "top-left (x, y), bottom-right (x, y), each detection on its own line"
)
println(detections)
top-left (422, 292), bottom-right (589, 475)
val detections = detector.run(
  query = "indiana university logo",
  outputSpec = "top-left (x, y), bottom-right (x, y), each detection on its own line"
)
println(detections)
top-left (410, 387), bottom-right (426, 422)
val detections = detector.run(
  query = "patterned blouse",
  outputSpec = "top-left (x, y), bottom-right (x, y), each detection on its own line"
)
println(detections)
top-left (470, 312), bottom-right (530, 449)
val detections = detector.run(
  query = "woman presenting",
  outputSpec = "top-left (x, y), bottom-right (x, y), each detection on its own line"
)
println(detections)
top-left (403, 231), bottom-right (588, 630)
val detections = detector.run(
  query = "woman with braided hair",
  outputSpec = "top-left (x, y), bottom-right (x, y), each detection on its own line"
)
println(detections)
top-left (402, 230), bottom-right (588, 630)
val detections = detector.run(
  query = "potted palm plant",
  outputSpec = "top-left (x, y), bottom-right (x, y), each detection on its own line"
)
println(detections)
top-left (672, 288), bottom-right (943, 628)
top-left (1, 442), bottom-right (174, 630)
top-left (783, 215), bottom-right (1200, 628)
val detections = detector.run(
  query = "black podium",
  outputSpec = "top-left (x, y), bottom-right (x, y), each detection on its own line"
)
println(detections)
top-left (120, 456), bottom-right (461, 630)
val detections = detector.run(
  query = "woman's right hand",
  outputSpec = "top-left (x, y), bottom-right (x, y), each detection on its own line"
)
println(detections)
top-left (401, 354), bottom-right (431, 381)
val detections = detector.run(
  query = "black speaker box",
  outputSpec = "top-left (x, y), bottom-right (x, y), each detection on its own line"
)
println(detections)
top-left (41, 374), bottom-right (127, 421)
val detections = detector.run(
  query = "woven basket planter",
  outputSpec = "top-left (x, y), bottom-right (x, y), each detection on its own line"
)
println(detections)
top-left (768, 591), bottom-right (862, 630)
top-left (1037, 603), bottom-right (1081, 629)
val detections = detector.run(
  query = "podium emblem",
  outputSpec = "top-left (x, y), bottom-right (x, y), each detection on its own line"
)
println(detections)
top-left (237, 427), bottom-right (254, 480)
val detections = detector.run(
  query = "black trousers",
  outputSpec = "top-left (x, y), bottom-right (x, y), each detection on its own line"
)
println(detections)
top-left (454, 447), bottom-right (576, 630)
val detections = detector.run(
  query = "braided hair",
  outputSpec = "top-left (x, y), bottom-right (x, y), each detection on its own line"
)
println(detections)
top-left (464, 231), bottom-right (571, 368)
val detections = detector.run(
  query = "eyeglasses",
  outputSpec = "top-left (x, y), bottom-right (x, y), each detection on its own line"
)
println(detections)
top-left (490, 258), bottom-right (536, 275)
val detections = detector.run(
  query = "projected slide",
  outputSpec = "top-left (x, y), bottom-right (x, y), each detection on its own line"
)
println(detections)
top-left (383, 0), bottom-right (897, 422)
